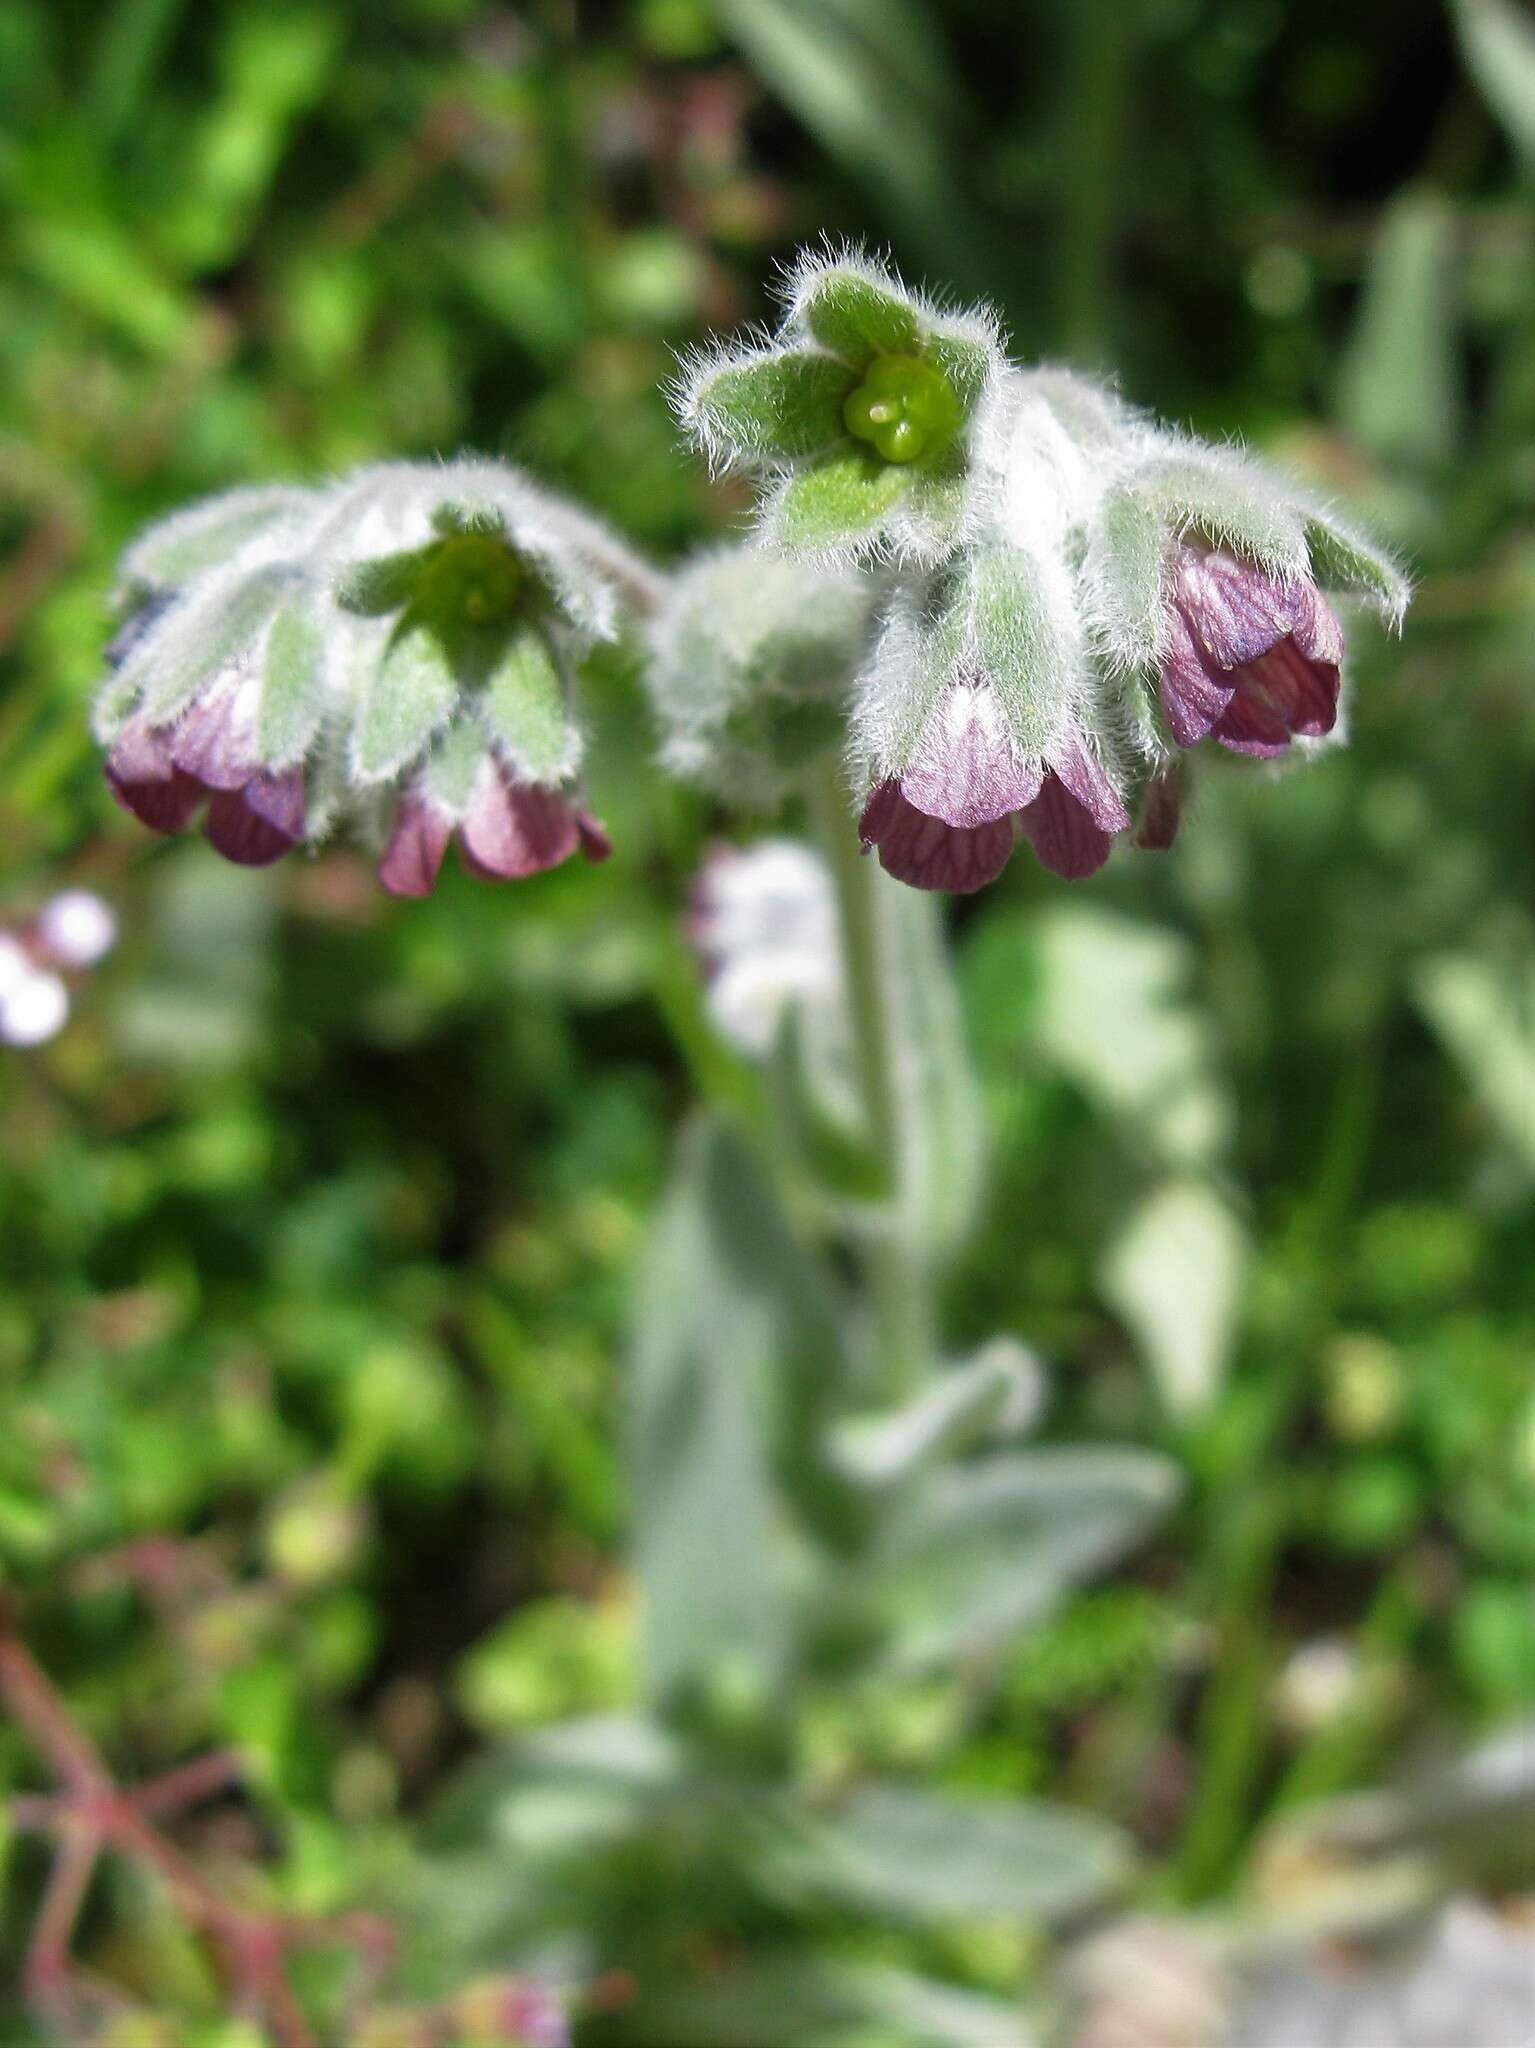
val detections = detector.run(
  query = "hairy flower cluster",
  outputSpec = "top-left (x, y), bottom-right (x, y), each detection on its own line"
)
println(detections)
top-left (95, 461), bottom-right (657, 894)
top-left (678, 247), bottom-right (1411, 892)
top-left (674, 243), bottom-right (1006, 568)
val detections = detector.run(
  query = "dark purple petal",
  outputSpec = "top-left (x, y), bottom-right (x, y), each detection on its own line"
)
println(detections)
top-left (1135, 764), bottom-right (1182, 851)
top-left (1018, 770), bottom-right (1118, 879)
top-left (1047, 724), bottom-right (1131, 835)
top-left (1210, 682), bottom-right (1292, 757)
top-left (1290, 579), bottom-right (1345, 665)
top-left (1174, 548), bottom-right (1295, 668)
top-left (168, 685), bottom-right (259, 792)
top-left (459, 766), bottom-right (580, 881)
top-left (576, 812), bottom-right (612, 863)
top-left (1158, 609), bottom-right (1234, 748)
top-left (859, 778), bottom-right (1017, 894)
top-left (897, 683), bottom-right (1043, 827)
top-left (204, 769), bottom-right (304, 866)
top-left (378, 793), bottom-right (452, 898)
top-left (105, 719), bottom-right (206, 833)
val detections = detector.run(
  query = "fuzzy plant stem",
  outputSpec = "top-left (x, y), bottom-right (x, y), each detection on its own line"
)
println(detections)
top-left (809, 766), bottom-right (937, 1398)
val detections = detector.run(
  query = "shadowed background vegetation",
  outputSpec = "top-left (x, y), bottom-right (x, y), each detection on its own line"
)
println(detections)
top-left (1, 1), bottom-right (1532, 2042)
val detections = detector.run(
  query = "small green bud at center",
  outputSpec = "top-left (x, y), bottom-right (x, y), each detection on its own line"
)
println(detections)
top-left (419, 532), bottom-right (525, 627)
top-left (842, 353), bottom-right (959, 464)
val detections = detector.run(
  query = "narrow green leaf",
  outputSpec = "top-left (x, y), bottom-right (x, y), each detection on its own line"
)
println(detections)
top-left (1084, 482), bottom-right (1170, 673)
top-left (771, 446), bottom-right (912, 551)
top-left (1415, 947), bottom-right (1535, 1173)
top-left (1103, 1178), bottom-right (1249, 1417)
top-left (796, 267), bottom-right (919, 366)
top-left (477, 626), bottom-right (576, 784)
top-left (350, 619), bottom-right (458, 784)
top-left (129, 564), bottom-right (291, 726)
top-left (1303, 509), bottom-right (1412, 625)
top-left (255, 584), bottom-right (327, 766)
top-left (1140, 450), bottom-right (1310, 580)
top-left (118, 485), bottom-right (309, 592)
top-left (688, 347), bottom-right (852, 464)
top-left (1337, 191), bottom-right (1460, 468)
top-left (778, 1782), bottom-right (1131, 1924)
top-left (629, 1118), bottom-right (851, 1704)
top-left (1453, 0), bottom-right (1535, 163)
top-left (831, 1339), bottom-right (1042, 1489)
top-left (852, 1447), bottom-right (1179, 1672)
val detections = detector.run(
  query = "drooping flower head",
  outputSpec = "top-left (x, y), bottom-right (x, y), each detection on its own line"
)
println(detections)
top-left (674, 245), bottom-right (1007, 568)
top-left (95, 461), bottom-right (658, 894)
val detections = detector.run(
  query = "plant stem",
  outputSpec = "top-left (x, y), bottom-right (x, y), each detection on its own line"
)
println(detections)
top-left (809, 767), bottom-right (936, 1398)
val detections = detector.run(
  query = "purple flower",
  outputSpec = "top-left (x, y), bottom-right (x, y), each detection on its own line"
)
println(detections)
top-left (858, 684), bottom-right (1130, 891)
top-left (1158, 543), bottom-right (1345, 758)
top-left (378, 754), bottom-right (610, 898)
top-left (105, 687), bottom-right (305, 868)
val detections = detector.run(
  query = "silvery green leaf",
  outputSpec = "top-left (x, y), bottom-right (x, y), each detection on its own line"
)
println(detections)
top-left (678, 344), bottom-right (853, 468)
top-left (426, 1713), bottom-right (688, 1858)
top-left (885, 879), bottom-right (986, 1256)
top-left (1082, 481), bottom-right (1170, 674)
top-left (970, 537), bottom-right (1086, 757)
top-left (117, 483), bottom-right (313, 594)
top-left (765, 445), bottom-right (915, 555)
top-left (1414, 946), bottom-right (1535, 1173)
top-left (255, 583), bottom-right (329, 767)
top-left (124, 563), bottom-right (294, 727)
top-left (477, 626), bottom-right (579, 784)
top-left (1301, 503), bottom-right (1413, 625)
top-left (831, 1338), bottom-right (1045, 1489)
top-left (1453, 0), bottom-right (1535, 162)
top-left (629, 1118), bottom-right (849, 1706)
top-left (777, 1781), bottom-right (1131, 1924)
top-left (1337, 191), bottom-right (1460, 468)
top-left (350, 619), bottom-right (459, 785)
top-left (1134, 443), bottom-right (1310, 581)
top-left (790, 259), bottom-right (921, 366)
top-left (854, 1447), bottom-right (1179, 1672)
top-left (1027, 903), bottom-right (1232, 1169)
top-left (1103, 1178), bottom-right (1249, 1417)
top-left (631, 1956), bottom-right (1031, 2048)
top-left (420, 717), bottom-right (486, 815)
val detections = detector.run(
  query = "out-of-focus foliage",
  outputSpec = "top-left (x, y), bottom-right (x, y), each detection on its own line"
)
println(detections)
top-left (1, 1), bottom-right (1532, 2043)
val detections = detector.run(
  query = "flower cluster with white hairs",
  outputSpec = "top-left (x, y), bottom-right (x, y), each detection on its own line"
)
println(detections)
top-left (676, 245), bottom-right (1411, 892)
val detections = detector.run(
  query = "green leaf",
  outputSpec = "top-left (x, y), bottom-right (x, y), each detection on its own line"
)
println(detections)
top-left (777, 1781), bottom-right (1131, 1924)
top-left (852, 1447), bottom-right (1178, 1672)
top-left (477, 626), bottom-right (576, 783)
top-left (886, 881), bottom-right (986, 1256)
top-left (1337, 191), bottom-right (1460, 468)
top-left (255, 583), bottom-right (327, 766)
top-left (350, 619), bottom-right (459, 784)
top-left (687, 346), bottom-right (852, 464)
top-left (1139, 450), bottom-right (1310, 580)
top-left (830, 1339), bottom-right (1043, 1489)
top-left (629, 1118), bottom-right (849, 1705)
top-left (970, 539), bottom-right (1086, 756)
top-left (1453, 0), bottom-right (1535, 163)
top-left (923, 327), bottom-right (994, 414)
top-left (129, 564), bottom-right (292, 725)
top-left (1083, 482), bottom-right (1170, 673)
top-left (1302, 508), bottom-right (1412, 625)
top-left (335, 549), bottom-right (423, 616)
top-left (1415, 945), bottom-right (1535, 1173)
top-left (633, 1956), bottom-right (1031, 2048)
top-left (118, 484), bottom-right (310, 592)
top-left (771, 445), bottom-right (912, 552)
top-left (796, 265), bottom-right (919, 366)
top-left (1102, 1177), bottom-right (1249, 1417)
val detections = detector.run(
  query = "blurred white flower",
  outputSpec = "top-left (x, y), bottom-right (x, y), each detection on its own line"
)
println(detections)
top-left (1274, 1636), bottom-right (1362, 1735)
top-left (691, 839), bottom-right (843, 1059)
top-left (34, 888), bottom-right (118, 968)
top-left (0, 935), bottom-right (70, 1045)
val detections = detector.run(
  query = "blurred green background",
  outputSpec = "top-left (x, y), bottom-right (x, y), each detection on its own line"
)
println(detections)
top-left (1, 1), bottom-right (1533, 2042)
